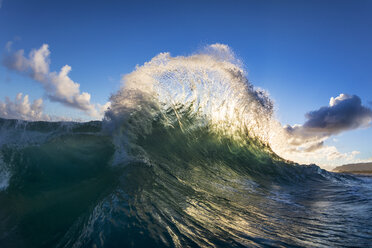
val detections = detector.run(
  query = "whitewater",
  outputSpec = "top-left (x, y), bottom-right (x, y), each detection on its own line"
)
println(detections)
top-left (0, 44), bottom-right (371, 247)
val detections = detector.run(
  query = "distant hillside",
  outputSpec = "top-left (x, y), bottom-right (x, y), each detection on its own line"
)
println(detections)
top-left (333, 162), bottom-right (372, 174)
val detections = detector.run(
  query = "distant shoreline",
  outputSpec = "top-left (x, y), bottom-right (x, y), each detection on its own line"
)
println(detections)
top-left (332, 162), bottom-right (372, 176)
top-left (333, 171), bottom-right (372, 176)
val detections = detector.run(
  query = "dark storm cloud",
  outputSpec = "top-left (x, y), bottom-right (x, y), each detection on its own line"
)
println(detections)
top-left (304, 141), bottom-right (324, 152)
top-left (284, 94), bottom-right (372, 152)
top-left (302, 94), bottom-right (372, 135)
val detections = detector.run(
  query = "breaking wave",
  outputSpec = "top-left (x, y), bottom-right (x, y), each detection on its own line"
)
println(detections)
top-left (0, 44), bottom-right (371, 247)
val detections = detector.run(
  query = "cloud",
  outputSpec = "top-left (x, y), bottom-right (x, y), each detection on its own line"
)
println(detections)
top-left (272, 93), bottom-right (372, 169)
top-left (304, 94), bottom-right (372, 134)
top-left (285, 94), bottom-right (372, 141)
top-left (0, 93), bottom-right (88, 122)
top-left (0, 0), bottom-right (3, 9)
top-left (2, 43), bottom-right (108, 118)
top-left (0, 93), bottom-right (49, 121)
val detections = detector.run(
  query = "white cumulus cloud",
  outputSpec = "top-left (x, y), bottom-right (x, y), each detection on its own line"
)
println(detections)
top-left (0, 93), bottom-right (49, 121)
top-left (2, 43), bottom-right (109, 118)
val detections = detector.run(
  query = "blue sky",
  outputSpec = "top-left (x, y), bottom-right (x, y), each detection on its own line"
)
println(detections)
top-left (1, 0), bottom-right (372, 167)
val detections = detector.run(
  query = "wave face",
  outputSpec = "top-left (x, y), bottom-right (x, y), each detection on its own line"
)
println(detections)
top-left (1, 45), bottom-right (372, 247)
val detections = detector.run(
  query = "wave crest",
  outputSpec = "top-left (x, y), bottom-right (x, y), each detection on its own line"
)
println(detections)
top-left (105, 44), bottom-right (276, 148)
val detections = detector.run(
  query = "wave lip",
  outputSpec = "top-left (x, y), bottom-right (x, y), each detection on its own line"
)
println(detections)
top-left (105, 44), bottom-right (276, 147)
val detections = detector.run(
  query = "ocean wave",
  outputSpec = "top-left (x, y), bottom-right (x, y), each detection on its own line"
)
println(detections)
top-left (0, 44), bottom-right (371, 247)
